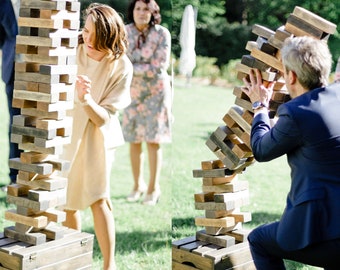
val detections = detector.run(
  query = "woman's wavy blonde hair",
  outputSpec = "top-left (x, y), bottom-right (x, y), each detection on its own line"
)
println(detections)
top-left (80, 3), bottom-right (128, 60)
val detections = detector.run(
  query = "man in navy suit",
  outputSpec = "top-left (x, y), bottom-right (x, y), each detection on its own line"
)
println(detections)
top-left (0, 0), bottom-right (21, 185)
top-left (242, 36), bottom-right (340, 269)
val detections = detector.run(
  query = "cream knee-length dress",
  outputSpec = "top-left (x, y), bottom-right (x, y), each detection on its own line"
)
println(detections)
top-left (62, 44), bottom-right (132, 210)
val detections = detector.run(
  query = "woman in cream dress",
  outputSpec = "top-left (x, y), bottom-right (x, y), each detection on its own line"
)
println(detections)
top-left (62, 4), bottom-right (132, 270)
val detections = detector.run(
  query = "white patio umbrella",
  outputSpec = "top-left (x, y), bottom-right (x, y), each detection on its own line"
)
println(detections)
top-left (179, 5), bottom-right (197, 85)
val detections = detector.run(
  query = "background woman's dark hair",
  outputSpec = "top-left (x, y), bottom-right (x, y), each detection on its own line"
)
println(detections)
top-left (127, 0), bottom-right (161, 25)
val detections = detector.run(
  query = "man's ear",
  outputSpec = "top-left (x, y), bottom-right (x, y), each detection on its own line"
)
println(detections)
top-left (288, 70), bottom-right (297, 85)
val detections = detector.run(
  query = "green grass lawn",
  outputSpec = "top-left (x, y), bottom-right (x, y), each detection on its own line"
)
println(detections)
top-left (0, 74), bottom-right (321, 269)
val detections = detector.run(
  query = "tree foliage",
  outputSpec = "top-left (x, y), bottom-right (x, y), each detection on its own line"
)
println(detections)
top-left (79, 0), bottom-right (339, 69)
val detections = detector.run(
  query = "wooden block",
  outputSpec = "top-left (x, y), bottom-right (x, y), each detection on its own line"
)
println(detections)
top-left (194, 192), bottom-right (215, 203)
top-left (16, 35), bottom-right (61, 47)
top-left (292, 6), bottom-right (337, 34)
top-left (34, 135), bottom-right (71, 148)
top-left (234, 97), bottom-right (252, 112)
top-left (21, 107), bottom-right (66, 121)
top-left (245, 41), bottom-right (258, 52)
top-left (285, 14), bottom-right (326, 39)
top-left (4, 226), bottom-right (46, 246)
top-left (20, 0), bottom-right (66, 10)
top-left (202, 174), bottom-right (238, 186)
top-left (224, 107), bottom-right (251, 134)
top-left (225, 229), bottom-right (251, 242)
top-left (193, 168), bottom-right (234, 178)
top-left (235, 63), bottom-right (279, 82)
top-left (5, 209), bottom-right (48, 228)
top-left (37, 100), bottom-right (73, 112)
top-left (274, 25), bottom-right (292, 42)
top-left (201, 160), bottom-right (225, 170)
top-left (202, 181), bottom-right (249, 193)
top-left (214, 190), bottom-right (250, 203)
top-left (17, 175), bottom-right (68, 191)
top-left (22, 54), bottom-right (67, 65)
top-left (241, 55), bottom-right (270, 71)
top-left (172, 236), bottom-right (197, 248)
top-left (7, 184), bottom-right (31, 197)
top-left (39, 209), bottom-right (66, 223)
top-left (18, 142), bottom-right (63, 155)
top-left (0, 230), bottom-right (94, 269)
top-left (196, 230), bottom-right (235, 248)
top-left (9, 158), bottom-right (53, 175)
top-left (250, 48), bottom-right (283, 72)
top-left (208, 133), bottom-right (243, 170)
top-left (205, 223), bottom-right (242, 236)
top-left (11, 125), bottom-right (56, 140)
top-left (12, 115), bottom-right (36, 127)
top-left (13, 89), bottom-right (59, 103)
top-left (205, 210), bottom-right (236, 219)
top-left (7, 193), bottom-right (66, 212)
top-left (18, 17), bottom-right (64, 29)
top-left (20, 152), bottom-right (49, 164)
top-left (252, 24), bottom-right (275, 40)
top-left (172, 236), bottom-right (255, 270)
top-left (195, 195), bottom-right (248, 211)
top-left (28, 189), bottom-right (65, 202)
top-left (15, 223), bottom-right (33, 234)
top-left (228, 212), bottom-right (252, 223)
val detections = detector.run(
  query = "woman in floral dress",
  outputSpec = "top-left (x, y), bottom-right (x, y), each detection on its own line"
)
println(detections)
top-left (122, 0), bottom-right (172, 205)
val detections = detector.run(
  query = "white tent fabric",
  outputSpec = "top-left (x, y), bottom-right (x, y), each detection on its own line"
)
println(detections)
top-left (179, 5), bottom-right (196, 78)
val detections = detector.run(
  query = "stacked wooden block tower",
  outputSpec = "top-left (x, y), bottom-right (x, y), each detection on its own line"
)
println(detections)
top-left (0, 0), bottom-right (94, 269)
top-left (172, 6), bottom-right (336, 270)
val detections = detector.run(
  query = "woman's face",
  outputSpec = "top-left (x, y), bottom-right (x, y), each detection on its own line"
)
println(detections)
top-left (82, 16), bottom-right (106, 61)
top-left (133, 1), bottom-right (152, 30)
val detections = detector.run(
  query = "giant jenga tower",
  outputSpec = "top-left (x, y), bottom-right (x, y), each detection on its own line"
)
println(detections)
top-left (172, 6), bottom-right (336, 270)
top-left (0, 1), bottom-right (94, 269)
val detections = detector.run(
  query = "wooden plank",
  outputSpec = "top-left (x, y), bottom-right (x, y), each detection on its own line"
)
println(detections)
top-left (241, 55), bottom-right (270, 71)
top-left (20, 152), bottom-right (49, 164)
top-left (18, 142), bottom-right (63, 155)
top-left (196, 230), bottom-right (235, 248)
top-left (11, 125), bottom-right (56, 140)
top-left (235, 63), bottom-right (279, 82)
top-left (285, 14), bottom-right (326, 39)
top-left (250, 48), bottom-right (283, 72)
top-left (225, 229), bottom-right (251, 242)
top-left (22, 54), bottom-right (67, 65)
top-left (28, 189), bottom-right (66, 202)
top-left (20, 0), bottom-right (66, 10)
top-left (202, 181), bottom-right (249, 193)
top-left (16, 35), bottom-right (61, 47)
top-left (21, 108), bottom-right (66, 121)
top-left (4, 226), bottom-right (46, 246)
top-left (192, 167), bottom-right (234, 178)
top-left (5, 210), bottom-right (48, 228)
top-left (201, 160), bottom-right (225, 170)
top-left (214, 190), bottom-right (250, 203)
top-left (202, 174), bottom-right (238, 186)
top-left (292, 6), bottom-right (337, 34)
top-left (194, 192), bottom-right (215, 203)
top-left (17, 176), bottom-right (67, 191)
top-left (35, 117), bottom-right (72, 130)
top-left (9, 158), bottom-right (53, 176)
top-left (7, 193), bottom-right (66, 212)
top-left (7, 184), bottom-right (31, 197)
top-left (228, 212), bottom-right (252, 223)
top-left (252, 24), bottom-right (275, 40)
top-left (18, 17), bottom-right (64, 29)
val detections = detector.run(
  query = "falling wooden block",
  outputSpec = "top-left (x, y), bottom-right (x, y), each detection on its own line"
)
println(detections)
top-left (250, 48), bottom-right (283, 72)
top-left (5, 209), bottom-right (48, 229)
top-left (292, 6), bottom-right (337, 34)
top-left (285, 14), bottom-right (327, 39)
top-left (196, 230), bottom-right (235, 248)
top-left (252, 24), bottom-right (275, 40)
top-left (193, 167), bottom-right (234, 178)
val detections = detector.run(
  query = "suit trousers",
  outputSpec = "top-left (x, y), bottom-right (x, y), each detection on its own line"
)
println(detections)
top-left (248, 222), bottom-right (340, 270)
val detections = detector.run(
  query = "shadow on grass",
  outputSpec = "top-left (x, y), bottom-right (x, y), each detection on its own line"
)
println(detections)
top-left (248, 211), bottom-right (281, 227)
top-left (84, 227), bottom-right (171, 258)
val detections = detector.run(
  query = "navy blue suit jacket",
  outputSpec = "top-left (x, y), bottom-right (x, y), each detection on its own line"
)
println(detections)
top-left (251, 82), bottom-right (340, 251)
top-left (0, 0), bottom-right (18, 84)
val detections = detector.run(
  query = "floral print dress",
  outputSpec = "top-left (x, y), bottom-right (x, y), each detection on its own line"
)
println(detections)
top-left (122, 23), bottom-right (172, 143)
